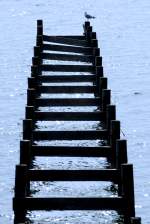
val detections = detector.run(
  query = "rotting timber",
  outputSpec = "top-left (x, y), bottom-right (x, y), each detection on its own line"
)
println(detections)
top-left (13, 20), bottom-right (142, 224)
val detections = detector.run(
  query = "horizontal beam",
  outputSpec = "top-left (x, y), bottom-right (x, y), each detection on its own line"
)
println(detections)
top-left (28, 169), bottom-right (119, 181)
top-left (32, 130), bottom-right (108, 140)
top-left (37, 85), bottom-right (95, 94)
top-left (34, 111), bottom-right (105, 121)
top-left (35, 98), bottom-right (100, 106)
top-left (13, 197), bottom-right (125, 211)
top-left (32, 145), bottom-right (111, 157)
top-left (42, 44), bottom-right (93, 54)
top-left (40, 64), bottom-right (95, 72)
top-left (38, 75), bottom-right (95, 82)
top-left (43, 35), bottom-right (88, 47)
top-left (46, 35), bottom-right (85, 40)
top-left (41, 52), bottom-right (95, 63)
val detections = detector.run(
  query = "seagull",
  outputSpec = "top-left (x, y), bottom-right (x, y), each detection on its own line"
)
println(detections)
top-left (84, 12), bottom-right (96, 20)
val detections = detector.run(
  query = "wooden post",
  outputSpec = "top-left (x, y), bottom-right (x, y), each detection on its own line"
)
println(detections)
top-left (27, 88), bottom-right (36, 106)
top-left (95, 56), bottom-right (102, 67)
top-left (106, 104), bottom-right (116, 132)
top-left (36, 35), bottom-right (43, 47)
top-left (90, 32), bottom-right (97, 40)
top-left (14, 164), bottom-right (27, 223)
top-left (25, 106), bottom-right (34, 119)
top-left (28, 77), bottom-right (37, 89)
top-left (37, 20), bottom-right (43, 36)
top-left (101, 89), bottom-right (111, 112)
top-left (130, 217), bottom-right (141, 224)
top-left (116, 139), bottom-right (128, 195)
top-left (93, 48), bottom-right (100, 57)
top-left (34, 46), bottom-right (41, 57)
top-left (86, 26), bottom-right (92, 43)
top-left (31, 65), bottom-right (40, 77)
top-left (37, 19), bottom-right (43, 26)
top-left (95, 66), bottom-right (103, 88)
top-left (121, 164), bottom-right (135, 218)
top-left (91, 39), bottom-right (98, 48)
top-left (23, 119), bottom-right (33, 141)
top-left (110, 120), bottom-right (120, 168)
top-left (32, 56), bottom-right (41, 66)
top-left (98, 77), bottom-right (107, 97)
top-left (84, 21), bottom-right (90, 33)
top-left (20, 140), bottom-right (32, 168)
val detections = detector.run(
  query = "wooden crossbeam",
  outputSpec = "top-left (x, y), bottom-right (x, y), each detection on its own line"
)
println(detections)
top-left (41, 64), bottom-right (95, 72)
top-left (33, 130), bottom-right (108, 140)
top-left (38, 75), bottom-right (95, 83)
top-left (32, 145), bottom-right (111, 157)
top-left (35, 98), bottom-right (100, 106)
top-left (34, 111), bottom-right (105, 121)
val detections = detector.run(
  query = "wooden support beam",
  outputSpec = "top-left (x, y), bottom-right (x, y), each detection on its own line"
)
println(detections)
top-left (28, 169), bottom-right (119, 182)
top-left (33, 130), bottom-right (108, 140)
top-left (42, 43), bottom-right (93, 54)
top-left (35, 97), bottom-right (100, 107)
top-left (34, 111), bottom-right (105, 121)
top-left (13, 197), bottom-right (125, 211)
top-left (36, 85), bottom-right (95, 94)
top-left (32, 145), bottom-right (111, 157)
top-left (40, 64), bottom-right (95, 72)
top-left (38, 75), bottom-right (95, 83)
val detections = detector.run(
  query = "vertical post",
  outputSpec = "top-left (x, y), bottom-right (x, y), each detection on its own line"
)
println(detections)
top-left (37, 19), bottom-right (43, 36)
top-left (34, 46), bottom-right (41, 57)
top-left (121, 164), bottom-right (135, 218)
top-left (14, 164), bottom-right (28, 223)
top-left (86, 26), bottom-right (92, 43)
top-left (31, 65), bottom-right (40, 77)
top-left (110, 120), bottom-right (120, 167)
top-left (101, 89), bottom-right (111, 112)
top-left (25, 106), bottom-right (34, 119)
top-left (94, 56), bottom-right (102, 67)
top-left (95, 66), bottom-right (103, 88)
top-left (20, 140), bottom-right (32, 168)
top-left (116, 139), bottom-right (128, 195)
top-left (83, 21), bottom-right (90, 35)
top-left (28, 77), bottom-right (37, 89)
top-left (93, 48), bottom-right (100, 57)
top-left (91, 39), bottom-right (98, 48)
top-left (106, 104), bottom-right (116, 132)
top-left (27, 88), bottom-right (36, 106)
top-left (98, 77), bottom-right (107, 97)
top-left (23, 119), bottom-right (33, 141)
top-left (36, 35), bottom-right (43, 47)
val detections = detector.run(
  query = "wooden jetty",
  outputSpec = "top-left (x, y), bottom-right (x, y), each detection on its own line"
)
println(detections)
top-left (13, 20), bottom-right (142, 224)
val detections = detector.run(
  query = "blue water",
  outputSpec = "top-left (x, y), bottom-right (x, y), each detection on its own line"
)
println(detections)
top-left (0, 0), bottom-right (150, 223)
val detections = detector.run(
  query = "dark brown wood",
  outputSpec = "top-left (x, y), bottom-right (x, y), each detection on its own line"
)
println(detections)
top-left (34, 111), bottom-right (105, 121)
top-left (37, 85), bottom-right (95, 94)
top-left (36, 35), bottom-right (43, 47)
top-left (14, 164), bottom-right (27, 223)
top-left (20, 140), bottom-right (32, 167)
top-left (37, 25), bottom-right (43, 36)
top-left (106, 104), bottom-right (116, 132)
top-left (93, 48), bottom-right (100, 57)
top-left (35, 97), bottom-right (100, 107)
top-left (95, 56), bottom-right (102, 66)
top-left (34, 46), bottom-right (41, 57)
top-left (116, 139), bottom-right (128, 169)
top-left (110, 120), bottom-right (120, 168)
top-left (38, 74), bottom-right (95, 83)
top-left (41, 52), bottom-right (94, 62)
top-left (91, 39), bottom-right (98, 48)
top-left (23, 119), bottom-right (33, 140)
top-left (33, 130), bottom-right (108, 140)
top-left (42, 43), bottom-right (93, 54)
top-left (13, 197), bottom-right (125, 211)
top-left (25, 106), bottom-right (34, 119)
top-left (32, 145), bottom-right (111, 157)
top-left (102, 89), bottom-right (111, 112)
top-left (27, 88), bottom-right (36, 106)
top-left (43, 35), bottom-right (88, 47)
top-left (40, 64), bottom-right (95, 72)
top-left (28, 169), bottom-right (119, 181)
top-left (121, 164), bottom-right (135, 217)
top-left (99, 77), bottom-right (108, 97)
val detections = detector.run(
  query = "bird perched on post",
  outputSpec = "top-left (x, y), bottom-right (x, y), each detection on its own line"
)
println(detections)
top-left (84, 12), bottom-right (96, 20)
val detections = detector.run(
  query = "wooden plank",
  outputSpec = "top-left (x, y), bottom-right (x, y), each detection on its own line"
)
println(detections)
top-left (42, 44), bottom-right (93, 55)
top-left (13, 197), bottom-right (125, 211)
top-left (28, 169), bottom-right (119, 181)
top-left (38, 75), bottom-right (95, 83)
top-left (32, 130), bottom-right (108, 140)
top-left (36, 98), bottom-right (100, 107)
top-left (34, 111), bottom-right (105, 121)
top-left (43, 35), bottom-right (88, 47)
top-left (41, 52), bottom-right (94, 62)
top-left (32, 145), bottom-right (111, 157)
top-left (37, 85), bottom-right (95, 94)
top-left (40, 64), bottom-right (95, 72)
top-left (50, 35), bottom-right (85, 40)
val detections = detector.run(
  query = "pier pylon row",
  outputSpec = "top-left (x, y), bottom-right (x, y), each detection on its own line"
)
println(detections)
top-left (13, 20), bottom-right (141, 223)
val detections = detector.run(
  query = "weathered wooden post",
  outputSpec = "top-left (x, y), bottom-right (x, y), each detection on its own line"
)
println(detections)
top-left (37, 19), bottom-right (43, 36)
top-left (23, 119), bottom-right (33, 141)
top-left (101, 89), bottom-right (111, 112)
top-left (121, 164), bottom-right (135, 218)
top-left (14, 164), bottom-right (28, 223)
top-left (98, 77), bottom-right (107, 97)
top-left (20, 140), bottom-right (32, 168)
top-left (27, 88), bottom-right (36, 106)
top-left (110, 120), bottom-right (120, 168)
